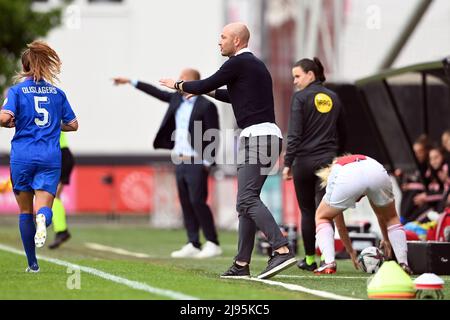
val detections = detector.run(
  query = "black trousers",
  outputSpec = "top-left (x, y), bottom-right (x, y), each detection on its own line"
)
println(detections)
top-left (292, 153), bottom-right (335, 256)
top-left (235, 135), bottom-right (288, 263)
top-left (175, 163), bottom-right (218, 248)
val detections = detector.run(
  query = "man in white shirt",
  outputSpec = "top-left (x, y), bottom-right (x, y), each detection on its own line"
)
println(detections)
top-left (113, 69), bottom-right (222, 259)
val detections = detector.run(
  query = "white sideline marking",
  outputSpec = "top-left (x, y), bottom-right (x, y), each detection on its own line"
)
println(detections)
top-left (84, 243), bottom-right (272, 261)
top-left (279, 274), bottom-right (450, 281)
top-left (0, 244), bottom-right (198, 300)
top-left (277, 275), bottom-right (369, 280)
top-left (246, 278), bottom-right (362, 300)
top-left (85, 242), bottom-right (153, 258)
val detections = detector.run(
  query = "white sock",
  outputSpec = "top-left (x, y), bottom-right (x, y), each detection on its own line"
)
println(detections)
top-left (387, 224), bottom-right (408, 265)
top-left (316, 222), bottom-right (335, 264)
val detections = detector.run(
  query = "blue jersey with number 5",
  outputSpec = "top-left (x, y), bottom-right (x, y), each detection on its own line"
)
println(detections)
top-left (2, 79), bottom-right (76, 167)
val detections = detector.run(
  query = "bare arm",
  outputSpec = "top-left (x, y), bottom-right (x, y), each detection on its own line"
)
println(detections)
top-left (334, 213), bottom-right (359, 270)
top-left (113, 77), bottom-right (173, 102)
top-left (61, 119), bottom-right (78, 132)
top-left (375, 212), bottom-right (389, 243)
top-left (0, 113), bottom-right (14, 128)
top-left (373, 211), bottom-right (393, 259)
top-left (160, 59), bottom-right (236, 95)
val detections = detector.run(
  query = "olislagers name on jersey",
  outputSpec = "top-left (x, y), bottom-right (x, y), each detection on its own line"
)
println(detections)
top-left (21, 86), bottom-right (57, 95)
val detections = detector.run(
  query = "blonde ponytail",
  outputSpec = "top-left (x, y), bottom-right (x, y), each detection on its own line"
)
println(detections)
top-left (316, 162), bottom-right (335, 189)
top-left (15, 40), bottom-right (61, 85)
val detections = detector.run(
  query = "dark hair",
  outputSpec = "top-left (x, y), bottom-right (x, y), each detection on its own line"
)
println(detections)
top-left (294, 57), bottom-right (326, 82)
top-left (429, 145), bottom-right (445, 156)
top-left (414, 134), bottom-right (432, 150)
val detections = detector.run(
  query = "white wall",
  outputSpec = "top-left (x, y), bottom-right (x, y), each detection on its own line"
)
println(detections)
top-left (1, 0), bottom-right (227, 155)
top-left (395, 0), bottom-right (450, 67)
top-left (339, 0), bottom-right (450, 81)
top-left (3, 0), bottom-right (448, 154)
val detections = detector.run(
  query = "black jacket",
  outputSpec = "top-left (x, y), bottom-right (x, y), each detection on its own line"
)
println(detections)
top-left (284, 81), bottom-right (347, 167)
top-left (135, 81), bottom-right (220, 163)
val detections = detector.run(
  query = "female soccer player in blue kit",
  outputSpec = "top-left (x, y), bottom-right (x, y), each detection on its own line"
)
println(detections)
top-left (0, 41), bottom-right (78, 272)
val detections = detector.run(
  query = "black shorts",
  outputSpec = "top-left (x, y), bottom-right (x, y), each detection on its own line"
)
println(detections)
top-left (61, 148), bottom-right (75, 185)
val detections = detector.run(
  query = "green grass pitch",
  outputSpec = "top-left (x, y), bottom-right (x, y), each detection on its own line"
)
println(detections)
top-left (0, 217), bottom-right (448, 300)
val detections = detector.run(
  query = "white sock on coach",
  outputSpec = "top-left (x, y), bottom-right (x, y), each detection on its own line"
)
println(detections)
top-left (316, 222), bottom-right (335, 264)
top-left (387, 224), bottom-right (408, 265)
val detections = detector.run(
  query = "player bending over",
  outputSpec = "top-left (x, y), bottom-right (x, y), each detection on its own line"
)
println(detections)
top-left (0, 41), bottom-right (78, 272)
top-left (313, 154), bottom-right (412, 275)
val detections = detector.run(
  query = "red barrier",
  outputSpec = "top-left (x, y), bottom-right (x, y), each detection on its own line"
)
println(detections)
top-left (114, 166), bottom-right (154, 213)
top-left (70, 166), bottom-right (154, 215)
top-left (75, 166), bottom-right (115, 214)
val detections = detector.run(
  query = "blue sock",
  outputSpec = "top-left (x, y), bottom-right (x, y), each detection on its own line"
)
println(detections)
top-left (19, 214), bottom-right (38, 267)
top-left (37, 206), bottom-right (53, 227)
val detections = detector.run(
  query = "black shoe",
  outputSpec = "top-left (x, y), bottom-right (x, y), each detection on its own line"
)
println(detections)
top-left (297, 258), bottom-right (318, 272)
top-left (220, 263), bottom-right (250, 279)
top-left (257, 252), bottom-right (297, 279)
top-left (48, 230), bottom-right (71, 250)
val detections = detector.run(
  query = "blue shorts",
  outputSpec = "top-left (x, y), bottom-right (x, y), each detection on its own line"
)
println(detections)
top-left (10, 163), bottom-right (61, 196)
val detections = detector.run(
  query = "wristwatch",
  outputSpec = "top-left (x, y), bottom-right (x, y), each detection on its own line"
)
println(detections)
top-left (174, 80), bottom-right (184, 91)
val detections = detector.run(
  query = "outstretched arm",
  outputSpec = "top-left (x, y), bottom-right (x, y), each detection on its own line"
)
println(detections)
top-left (334, 213), bottom-right (359, 270)
top-left (160, 59), bottom-right (236, 95)
top-left (113, 77), bottom-right (173, 102)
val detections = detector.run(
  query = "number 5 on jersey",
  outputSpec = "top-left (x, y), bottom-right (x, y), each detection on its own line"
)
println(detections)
top-left (34, 96), bottom-right (50, 127)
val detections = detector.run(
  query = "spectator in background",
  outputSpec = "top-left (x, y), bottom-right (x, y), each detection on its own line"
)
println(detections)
top-left (441, 130), bottom-right (450, 207)
top-left (413, 146), bottom-right (449, 217)
top-left (396, 134), bottom-right (431, 224)
top-left (113, 70), bottom-right (222, 259)
top-left (403, 146), bottom-right (449, 239)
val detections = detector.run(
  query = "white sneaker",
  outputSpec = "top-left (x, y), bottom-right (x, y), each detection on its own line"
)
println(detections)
top-left (25, 264), bottom-right (40, 273)
top-left (34, 214), bottom-right (47, 248)
top-left (171, 243), bottom-right (201, 258)
top-left (195, 241), bottom-right (223, 259)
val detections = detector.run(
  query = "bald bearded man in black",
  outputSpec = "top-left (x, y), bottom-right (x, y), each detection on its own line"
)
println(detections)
top-left (161, 22), bottom-right (296, 279)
